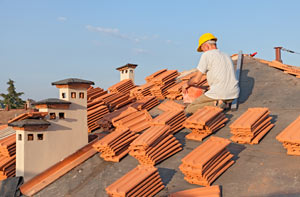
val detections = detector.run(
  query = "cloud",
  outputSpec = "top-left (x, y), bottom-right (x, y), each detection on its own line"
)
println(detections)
top-left (57, 17), bottom-right (67, 22)
top-left (86, 25), bottom-right (149, 43)
top-left (133, 48), bottom-right (148, 54)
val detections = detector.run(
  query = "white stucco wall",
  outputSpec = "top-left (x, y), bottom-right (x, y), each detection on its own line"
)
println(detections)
top-left (16, 87), bottom-right (88, 181)
top-left (120, 68), bottom-right (135, 82)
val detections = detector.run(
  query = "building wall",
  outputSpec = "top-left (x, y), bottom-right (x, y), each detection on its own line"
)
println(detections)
top-left (16, 87), bottom-right (88, 181)
top-left (120, 68), bottom-right (135, 82)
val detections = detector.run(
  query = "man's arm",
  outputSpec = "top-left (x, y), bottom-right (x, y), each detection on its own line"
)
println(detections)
top-left (182, 71), bottom-right (203, 93)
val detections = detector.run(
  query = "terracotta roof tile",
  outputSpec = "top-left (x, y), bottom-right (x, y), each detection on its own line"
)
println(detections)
top-left (152, 110), bottom-right (186, 134)
top-left (230, 108), bottom-right (274, 144)
top-left (108, 79), bottom-right (136, 94)
top-left (157, 100), bottom-right (185, 112)
top-left (145, 69), bottom-right (167, 83)
top-left (276, 116), bottom-right (300, 155)
top-left (179, 136), bottom-right (233, 186)
top-left (169, 185), bottom-right (221, 197)
top-left (184, 106), bottom-right (227, 141)
top-left (0, 155), bottom-right (16, 181)
top-left (106, 165), bottom-right (164, 196)
top-left (0, 134), bottom-right (16, 158)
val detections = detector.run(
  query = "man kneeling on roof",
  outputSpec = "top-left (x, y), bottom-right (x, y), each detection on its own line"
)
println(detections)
top-left (183, 33), bottom-right (240, 114)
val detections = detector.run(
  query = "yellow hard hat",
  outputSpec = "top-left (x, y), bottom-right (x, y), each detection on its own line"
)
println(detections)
top-left (197, 33), bottom-right (217, 52)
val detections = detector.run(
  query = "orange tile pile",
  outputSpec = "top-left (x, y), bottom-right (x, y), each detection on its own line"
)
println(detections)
top-left (179, 136), bottom-right (234, 186)
top-left (0, 155), bottom-right (16, 181)
top-left (129, 125), bottom-right (182, 165)
top-left (257, 59), bottom-right (300, 78)
top-left (166, 80), bottom-right (186, 100)
top-left (152, 109), bottom-right (186, 134)
top-left (130, 96), bottom-right (160, 111)
top-left (112, 108), bottom-right (153, 133)
top-left (145, 69), bottom-right (167, 83)
top-left (0, 134), bottom-right (16, 157)
top-left (169, 185), bottom-right (221, 197)
top-left (150, 81), bottom-right (176, 100)
top-left (93, 128), bottom-right (139, 162)
top-left (276, 116), bottom-right (300, 155)
top-left (87, 105), bottom-right (110, 132)
top-left (180, 72), bottom-right (208, 87)
top-left (157, 100), bottom-right (185, 112)
top-left (108, 79), bottom-right (136, 94)
top-left (106, 165), bottom-right (164, 196)
top-left (184, 106), bottom-right (227, 141)
top-left (130, 82), bottom-right (155, 100)
top-left (87, 86), bottom-right (107, 102)
top-left (230, 108), bottom-right (274, 144)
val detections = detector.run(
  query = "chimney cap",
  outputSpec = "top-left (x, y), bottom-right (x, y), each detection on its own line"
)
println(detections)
top-left (116, 63), bottom-right (138, 71)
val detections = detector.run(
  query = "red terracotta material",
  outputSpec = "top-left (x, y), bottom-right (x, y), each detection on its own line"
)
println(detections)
top-left (106, 165), bottom-right (164, 196)
top-left (7, 112), bottom-right (48, 124)
top-left (230, 108), bottom-right (274, 144)
top-left (108, 79), bottom-right (136, 94)
top-left (112, 109), bottom-right (152, 133)
top-left (130, 96), bottom-right (160, 111)
top-left (158, 100), bottom-right (185, 112)
top-left (93, 128), bottom-right (139, 162)
top-left (87, 87), bottom-right (106, 102)
top-left (183, 87), bottom-right (204, 104)
top-left (150, 80), bottom-right (176, 100)
top-left (0, 134), bottom-right (16, 157)
top-left (129, 125), bottom-right (182, 165)
top-left (179, 136), bottom-right (234, 186)
top-left (152, 110), bottom-right (186, 134)
top-left (277, 116), bottom-right (300, 155)
top-left (145, 69), bottom-right (168, 83)
top-left (130, 83), bottom-right (155, 100)
top-left (0, 155), bottom-right (15, 181)
top-left (20, 138), bottom-right (100, 196)
top-left (169, 185), bottom-right (221, 197)
top-left (151, 70), bottom-right (179, 86)
top-left (184, 106), bottom-right (227, 141)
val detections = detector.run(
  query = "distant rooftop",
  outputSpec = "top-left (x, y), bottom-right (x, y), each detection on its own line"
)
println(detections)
top-left (51, 78), bottom-right (94, 86)
top-left (34, 98), bottom-right (71, 105)
top-left (116, 63), bottom-right (138, 71)
top-left (8, 119), bottom-right (50, 127)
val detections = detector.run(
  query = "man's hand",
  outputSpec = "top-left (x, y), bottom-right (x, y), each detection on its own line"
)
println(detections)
top-left (182, 83), bottom-right (189, 94)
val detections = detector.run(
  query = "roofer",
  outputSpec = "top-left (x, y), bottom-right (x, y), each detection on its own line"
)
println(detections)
top-left (183, 33), bottom-right (239, 114)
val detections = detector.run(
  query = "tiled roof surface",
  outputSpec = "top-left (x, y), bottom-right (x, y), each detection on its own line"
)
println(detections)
top-left (106, 165), bottom-right (164, 196)
top-left (108, 79), bottom-right (136, 94)
top-left (0, 134), bottom-right (16, 157)
top-left (7, 111), bottom-right (48, 124)
top-left (8, 119), bottom-right (50, 128)
top-left (276, 116), bottom-right (300, 155)
top-left (0, 155), bottom-right (16, 181)
top-left (0, 126), bottom-right (15, 141)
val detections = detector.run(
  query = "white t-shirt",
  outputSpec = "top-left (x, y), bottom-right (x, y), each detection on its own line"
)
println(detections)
top-left (197, 49), bottom-right (239, 100)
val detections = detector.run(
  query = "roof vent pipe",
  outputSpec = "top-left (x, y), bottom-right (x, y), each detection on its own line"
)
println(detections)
top-left (274, 47), bottom-right (282, 63)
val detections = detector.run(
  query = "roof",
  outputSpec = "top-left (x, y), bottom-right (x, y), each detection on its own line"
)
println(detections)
top-left (22, 56), bottom-right (300, 196)
top-left (34, 98), bottom-right (71, 105)
top-left (0, 126), bottom-right (15, 140)
top-left (116, 63), bottom-right (138, 71)
top-left (51, 78), bottom-right (95, 86)
top-left (8, 119), bottom-right (50, 127)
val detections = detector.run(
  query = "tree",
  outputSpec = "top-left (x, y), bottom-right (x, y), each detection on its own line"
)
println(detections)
top-left (0, 79), bottom-right (25, 109)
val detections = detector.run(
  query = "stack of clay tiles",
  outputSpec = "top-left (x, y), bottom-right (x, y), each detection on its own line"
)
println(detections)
top-left (130, 83), bottom-right (155, 100)
top-left (152, 101), bottom-right (186, 134)
top-left (276, 116), bottom-right (300, 155)
top-left (169, 185), bottom-right (221, 197)
top-left (0, 134), bottom-right (16, 180)
top-left (97, 96), bottom-right (159, 131)
top-left (180, 72), bottom-right (208, 87)
top-left (87, 104), bottom-right (109, 132)
top-left (256, 58), bottom-right (300, 78)
top-left (87, 86), bottom-right (107, 102)
top-left (106, 165), bottom-right (164, 196)
top-left (230, 108), bottom-right (274, 144)
top-left (0, 155), bottom-right (16, 181)
top-left (149, 70), bottom-right (179, 100)
top-left (184, 106), bottom-right (227, 141)
top-left (166, 80), bottom-right (186, 100)
top-left (129, 125), bottom-right (182, 165)
top-left (111, 107), bottom-right (153, 133)
top-left (179, 136), bottom-right (234, 186)
top-left (108, 79), bottom-right (136, 94)
top-left (93, 128), bottom-right (139, 162)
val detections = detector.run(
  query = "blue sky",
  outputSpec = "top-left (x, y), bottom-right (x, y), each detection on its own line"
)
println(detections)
top-left (1, 0), bottom-right (300, 101)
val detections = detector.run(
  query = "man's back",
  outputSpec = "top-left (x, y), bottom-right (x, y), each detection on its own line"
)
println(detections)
top-left (197, 49), bottom-right (239, 100)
